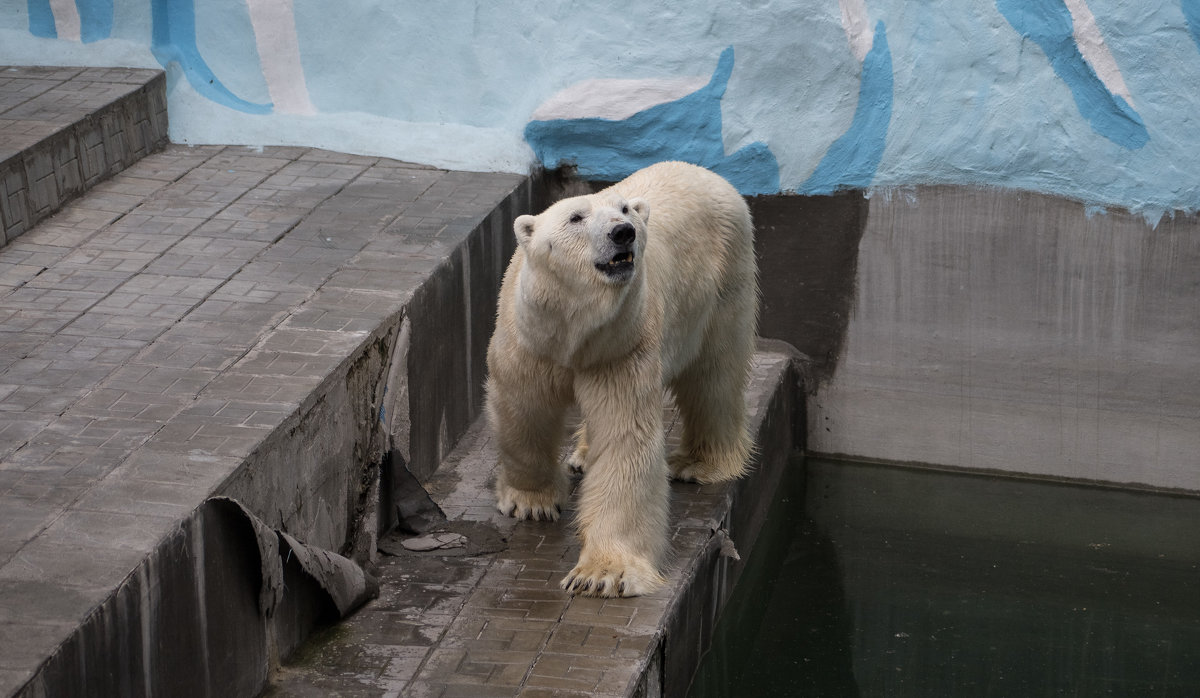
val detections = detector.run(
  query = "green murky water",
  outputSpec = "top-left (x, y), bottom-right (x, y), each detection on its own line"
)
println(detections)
top-left (690, 457), bottom-right (1200, 697)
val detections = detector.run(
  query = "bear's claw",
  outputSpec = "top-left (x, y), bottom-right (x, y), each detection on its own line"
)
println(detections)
top-left (560, 557), bottom-right (663, 598)
top-left (498, 500), bottom-right (560, 521)
top-left (566, 455), bottom-right (586, 475)
top-left (495, 482), bottom-right (563, 521)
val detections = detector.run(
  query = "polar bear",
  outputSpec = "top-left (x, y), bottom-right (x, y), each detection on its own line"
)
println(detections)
top-left (486, 161), bottom-right (757, 597)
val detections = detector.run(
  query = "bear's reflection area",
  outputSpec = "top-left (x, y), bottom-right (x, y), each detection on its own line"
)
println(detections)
top-left (689, 456), bottom-right (1200, 697)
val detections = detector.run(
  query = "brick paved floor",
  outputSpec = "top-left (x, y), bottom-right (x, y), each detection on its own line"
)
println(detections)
top-left (266, 351), bottom-right (794, 697)
top-left (0, 141), bottom-right (526, 695)
top-left (1, 66), bottom-right (168, 246)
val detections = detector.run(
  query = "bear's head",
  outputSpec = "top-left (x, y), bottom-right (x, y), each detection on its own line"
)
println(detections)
top-left (513, 192), bottom-right (649, 286)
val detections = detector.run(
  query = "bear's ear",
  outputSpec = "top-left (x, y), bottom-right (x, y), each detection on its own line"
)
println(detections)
top-left (514, 215), bottom-right (536, 247)
top-left (629, 198), bottom-right (649, 225)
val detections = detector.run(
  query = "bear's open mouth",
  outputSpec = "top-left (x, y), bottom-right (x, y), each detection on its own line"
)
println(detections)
top-left (596, 251), bottom-right (635, 277)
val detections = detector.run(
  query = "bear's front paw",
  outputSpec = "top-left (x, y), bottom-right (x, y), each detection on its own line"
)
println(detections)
top-left (495, 482), bottom-right (563, 521)
top-left (561, 555), bottom-right (665, 598)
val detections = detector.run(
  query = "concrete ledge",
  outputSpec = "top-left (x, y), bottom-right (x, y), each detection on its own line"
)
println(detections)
top-left (1, 145), bottom-right (546, 697)
top-left (0, 67), bottom-right (168, 247)
top-left (264, 349), bottom-right (804, 696)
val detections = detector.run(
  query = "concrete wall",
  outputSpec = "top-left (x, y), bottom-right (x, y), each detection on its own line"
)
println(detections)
top-left (756, 187), bottom-right (1200, 492)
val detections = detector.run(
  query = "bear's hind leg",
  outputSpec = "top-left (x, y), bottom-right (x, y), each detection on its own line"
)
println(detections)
top-left (489, 378), bottom-right (570, 521)
top-left (668, 335), bottom-right (754, 484)
top-left (668, 371), bottom-right (752, 483)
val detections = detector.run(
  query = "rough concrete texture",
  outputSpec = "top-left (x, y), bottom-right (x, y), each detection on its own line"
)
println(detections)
top-left (803, 186), bottom-right (1200, 492)
top-left (0, 66), bottom-right (168, 247)
top-left (265, 350), bottom-right (802, 697)
top-left (0, 68), bottom-right (541, 694)
top-left (750, 191), bottom-right (867, 385)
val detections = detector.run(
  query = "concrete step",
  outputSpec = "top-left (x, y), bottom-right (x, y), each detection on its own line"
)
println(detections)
top-left (0, 140), bottom-right (543, 696)
top-left (264, 348), bottom-right (805, 697)
top-left (0, 66), bottom-right (168, 248)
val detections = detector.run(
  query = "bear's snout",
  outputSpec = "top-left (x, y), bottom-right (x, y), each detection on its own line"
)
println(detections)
top-left (594, 221), bottom-right (637, 281)
top-left (609, 223), bottom-right (636, 246)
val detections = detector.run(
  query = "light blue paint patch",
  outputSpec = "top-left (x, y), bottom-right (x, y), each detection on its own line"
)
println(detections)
top-left (800, 21), bottom-right (893, 195)
top-left (27, 0), bottom-right (56, 39)
top-left (523, 47), bottom-right (780, 195)
top-left (996, 0), bottom-right (1148, 149)
top-left (76, 0), bottom-right (113, 43)
top-left (150, 0), bottom-right (270, 114)
top-left (1183, 0), bottom-right (1200, 53)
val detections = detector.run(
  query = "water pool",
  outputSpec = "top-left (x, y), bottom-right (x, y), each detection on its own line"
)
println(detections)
top-left (690, 457), bottom-right (1200, 696)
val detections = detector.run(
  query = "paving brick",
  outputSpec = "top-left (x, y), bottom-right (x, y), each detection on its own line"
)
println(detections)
top-left (0, 380), bottom-right (77, 416)
top-left (0, 66), bottom-right (167, 251)
top-left (56, 247), bottom-right (158, 272)
top-left (90, 212), bottom-right (205, 246)
top-left (188, 289), bottom-right (297, 319)
top-left (71, 473), bottom-right (202, 520)
top-left (57, 311), bottom-right (176, 341)
top-left (202, 370), bottom-right (317, 406)
top-left (129, 336), bottom-right (244, 372)
top-left (1, 240), bottom-right (71, 268)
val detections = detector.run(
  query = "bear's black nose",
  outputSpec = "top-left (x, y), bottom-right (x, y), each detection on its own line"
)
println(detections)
top-left (609, 223), bottom-right (635, 246)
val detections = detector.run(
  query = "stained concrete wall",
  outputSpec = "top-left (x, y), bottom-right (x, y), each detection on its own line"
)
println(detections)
top-left (758, 186), bottom-right (1200, 493)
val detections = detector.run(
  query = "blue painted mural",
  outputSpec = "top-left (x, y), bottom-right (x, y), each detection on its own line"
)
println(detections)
top-left (801, 21), bottom-right (893, 195)
top-left (150, 0), bottom-right (271, 114)
top-left (996, 0), bottom-right (1147, 149)
top-left (25, 0), bottom-right (56, 39)
top-left (523, 48), bottom-right (780, 196)
top-left (1183, 0), bottom-right (1200, 52)
top-left (76, 0), bottom-right (112, 43)
top-left (4, 0), bottom-right (1200, 216)
top-left (27, 0), bottom-right (112, 43)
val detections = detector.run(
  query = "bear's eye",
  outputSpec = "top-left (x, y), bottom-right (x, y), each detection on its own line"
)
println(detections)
top-left (621, 205), bottom-right (629, 215)
top-left (569, 212), bottom-right (584, 224)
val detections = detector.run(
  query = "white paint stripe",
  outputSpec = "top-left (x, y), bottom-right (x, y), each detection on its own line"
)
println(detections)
top-left (1063, 0), bottom-right (1134, 104)
top-left (839, 0), bottom-right (873, 63)
top-left (530, 76), bottom-right (710, 121)
top-left (48, 0), bottom-right (81, 42)
top-left (246, 0), bottom-right (316, 115)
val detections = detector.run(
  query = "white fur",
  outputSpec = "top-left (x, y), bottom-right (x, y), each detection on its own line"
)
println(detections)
top-left (486, 161), bottom-right (758, 597)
